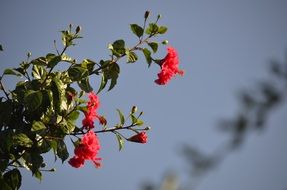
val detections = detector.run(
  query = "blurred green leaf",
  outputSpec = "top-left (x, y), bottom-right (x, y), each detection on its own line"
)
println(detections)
top-left (24, 90), bottom-right (43, 112)
top-left (0, 44), bottom-right (3, 51)
top-left (3, 69), bottom-right (21, 76)
top-left (142, 48), bottom-right (152, 67)
top-left (97, 74), bottom-right (107, 94)
top-left (47, 54), bottom-right (62, 68)
top-left (3, 169), bottom-right (21, 190)
top-left (67, 110), bottom-right (80, 121)
top-left (158, 26), bottom-right (168, 34)
top-left (109, 40), bottom-right (125, 57)
top-left (51, 76), bottom-right (67, 113)
top-left (32, 65), bottom-right (46, 80)
top-left (130, 24), bottom-right (144, 38)
top-left (116, 109), bottom-right (125, 126)
top-left (68, 66), bottom-right (89, 81)
top-left (31, 121), bottom-right (46, 132)
top-left (80, 59), bottom-right (96, 73)
top-left (13, 133), bottom-right (33, 148)
top-left (30, 57), bottom-right (47, 66)
top-left (34, 170), bottom-right (42, 181)
top-left (77, 77), bottom-right (93, 93)
top-left (57, 140), bottom-right (69, 163)
top-left (145, 23), bottom-right (158, 35)
top-left (115, 133), bottom-right (124, 151)
top-left (148, 42), bottom-right (158, 53)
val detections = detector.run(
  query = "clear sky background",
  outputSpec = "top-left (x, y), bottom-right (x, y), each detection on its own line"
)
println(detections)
top-left (1, 1), bottom-right (287, 190)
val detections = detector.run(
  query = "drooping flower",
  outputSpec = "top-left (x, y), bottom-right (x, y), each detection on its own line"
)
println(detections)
top-left (69, 131), bottom-right (101, 168)
top-left (82, 92), bottom-right (100, 129)
top-left (155, 47), bottom-right (184, 85)
top-left (128, 132), bottom-right (148, 143)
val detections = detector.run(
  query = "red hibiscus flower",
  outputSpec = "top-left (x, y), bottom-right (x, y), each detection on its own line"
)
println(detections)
top-left (82, 92), bottom-right (100, 129)
top-left (155, 47), bottom-right (184, 85)
top-left (128, 132), bottom-right (148, 143)
top-left (69, 131), bottom-right (101, 168)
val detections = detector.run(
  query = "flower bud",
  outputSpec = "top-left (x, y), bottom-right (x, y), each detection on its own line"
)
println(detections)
top-left (50, 168), bottom-right (56, 172)
top-left (128, 132), bottom-right (147, 143)
top-left (144, 11), bottom-right (150, 19)
top-left (162, 40), bottom-right (168, 45)
top-left (131, 106), bottom-right (137, 113)
top-left (144, 126), bottom-right (151, 131)
top-left (27, 52), bottom-right (32, 58)
top-left (76, 26), bottom-right (81, 34)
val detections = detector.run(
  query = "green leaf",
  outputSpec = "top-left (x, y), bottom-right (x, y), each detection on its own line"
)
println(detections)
top-left (59, 118), bottom-right (75, 134)
top-left (68, 66), bottom-right (89, 81)
top-left (145, 23), bottom-right (158, 35)
top-left (136, 119), bottom-right (144, 126)
top-left (158, 26), bottom-right (168, 34)
top-left (34, 170), bottom-right (42, 181)
top-left (107, 63), bottom-right (120, 91)
top-left (3, 169), bottom-right (21, 190)
top-left (13, 133), bottom-right (33, 148)
top-left (51, 76), bottom-right (67, 113)
top-left (115, 133), bottom-right (124, 151)
top-left (148, 42), bottom-right (158, 53)
top-left (116, 109), bottom-right (125, 125)
top-left (23, 152), bottom-right (43, 174)
top-left (0, 44), bottom-right (3, 51)
top-left (47, 54), bottom-right (62, 68)
top-left (131, 114), bottom-right (138, 124)
top-left (126, 50), bottom-right (138, 63)
top-left (97, 74), bottom-right (107, 94)
top-left (32, 65), bottom-right (46, 80)
top-left (61, 54), bottom-right (74, 64)
top-left (142, 48), bottom-right (152, 67)
top-left (67, 110), bottom-right (80, 121)
top-left (3, 69), bottom-right (21, 76)
top-left (30, 57), bottom-right (47, 66)
top-left (77, 77), bottom-right (93, 93)
top-left (110, 40), bottom-right (125, 57)
top-left (0, 158), bottom-right (9, 172)
top-left (31, 121), bottom-right (46, 132)
top-left (24, 90), bottom-right (43, 112)
top-left (81, 59), bottom-right (96, 73)
top-left (57, 140), bottom-right (69, 163)
top-left (130, 24), bottom-right (144, 38)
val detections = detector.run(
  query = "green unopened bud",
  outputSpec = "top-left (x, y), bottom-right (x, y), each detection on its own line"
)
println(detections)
top-left (40, 163), bottom-right (46, 168)
top-left (144, 11), bottom-right (150, 19)
top-left (162, 40), bottom-right (168, 45)
top-left (131, 106), bottom-right (138, 113)
top-left (76, 26), bottom-right (81, 34)
top-left (50, 168), bottom-right (56, 172)
top-left (157, 14), bottom-right (162, 20)
top-left (145, 126), bottom-right (151, 131)
top-left (27, 52), bottom-right (32, 58)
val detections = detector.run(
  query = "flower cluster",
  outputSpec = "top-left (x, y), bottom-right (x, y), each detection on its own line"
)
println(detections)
top-left (68, 131), bottom-right (101, 168)
top-left (82, 92), bottom-right (100, 129)
top-left (128, 132), bottom-right (148, 143)
top-left (155, 47), bottom-right (184, 85)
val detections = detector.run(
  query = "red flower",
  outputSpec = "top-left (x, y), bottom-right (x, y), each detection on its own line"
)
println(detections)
top-left (69, 131), bottom-right (101, 168)
top-left (128, 132), bottom-right (148, 143)
top-left (155, 47), bottom-right (184, 85)
top-left (82, 92), bottom-right (100, 129)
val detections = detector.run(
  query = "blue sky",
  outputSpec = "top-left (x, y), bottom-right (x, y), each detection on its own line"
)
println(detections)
top-left (1, 1), bottom-right (287, 190)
